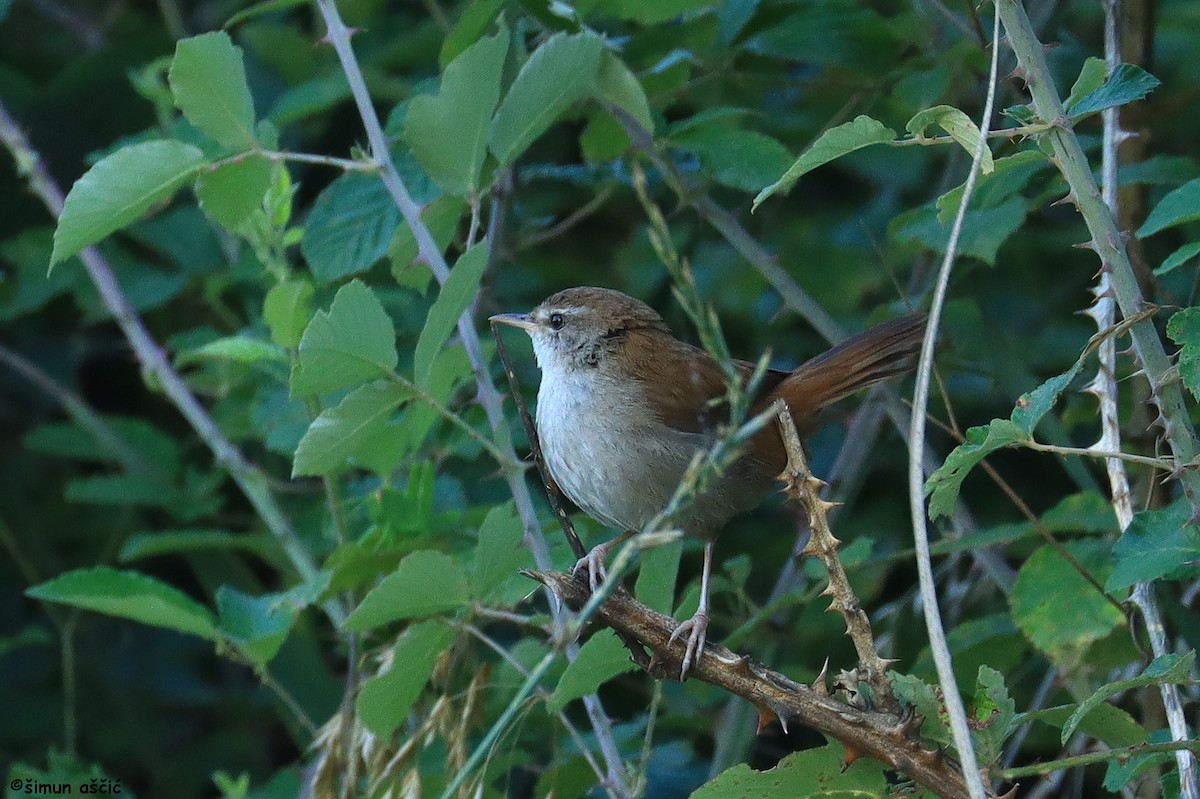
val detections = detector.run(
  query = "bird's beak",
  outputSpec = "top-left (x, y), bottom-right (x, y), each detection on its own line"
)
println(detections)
top-left (489, 313), bottom-right (538, 333)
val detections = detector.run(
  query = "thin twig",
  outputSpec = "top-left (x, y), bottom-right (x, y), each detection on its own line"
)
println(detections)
top-left (906, 6), bottom-right (1003, 799)
top-left (517, 187), bottom-right (615, 250)
top-left (1092, 0), bottom-right (1199, 789)
top-left (463, 624), bottom-right (607, 789)
top-left (491, 324), bottom-right (584, 559)
top-left (1023, 440), bottom-right (1170, 470)
top-left (532, 568), bottom-right (974, 799)
top-left (999, 739), bottom-right (1200, 780)
top-left (773, 401), bottom-right (898, 712)
top-left (0, 100), bottom-right (343, 627)
top-left (309, 6), bottom-right (631, 794)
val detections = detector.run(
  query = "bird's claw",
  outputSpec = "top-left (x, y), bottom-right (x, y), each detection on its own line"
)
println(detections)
top-left (571, 547), bottom-right (607, 592)
top-left (668, 609), bottom-right (709, 680)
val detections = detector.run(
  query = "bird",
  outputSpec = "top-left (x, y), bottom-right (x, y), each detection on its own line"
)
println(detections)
top-left (491, 286), bottom-right (925, 677)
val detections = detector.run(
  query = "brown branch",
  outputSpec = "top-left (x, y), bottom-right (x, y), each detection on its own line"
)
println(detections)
top-left (773, 402), bottom-right (899, 714)
top-left (528, 568), bottom-right (978, 799)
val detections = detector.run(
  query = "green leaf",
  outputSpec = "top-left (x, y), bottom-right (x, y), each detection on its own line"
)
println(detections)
top-left (301, 172), bottom-right (402, 283)
top-left (1068, 63), bottom-right (1161, 119)
top-left (264, 278), bottom-right (314, 349)
top-left (925, 419), bottom-right (1026, 520)
top-left (634, 538), bottom-right (682, 614)
top-left (1139, 177), bottom-right (1200, 238)
top-left (26, 566), bottom-right (217, 640)
top-left (176, 335), bottom-right (286, 366)
top-left (892, 197), bottom-right (1027, 266)
top-left (406, 28), bottom-right (509, 195)
top-left (291, 280), bottom-right (398, 396)
top-left (438, 0), bottom-right (505, 66)
top-left (906, 105), bottom-right (994, 174)
top-left (66, 473), bottom-right (180, 508)
top-left (926, 345), bottom-right (1089, 519)
top-left (490, 31), bottom-right (605, 165)
top-left (1063, 57), bottom-right (1107, 112)
top-left (169, 32), bottom-right (257, 149)
top-left (390, 197), bottom-right (466, 286)
top-left (892, 673), bottom-right (952, 748)
top-left (471, 503), bottom-right (530, 602)
top-left (216, 586), bottom-right (296, 665)
top-left (752, 115), bottom-right (895, 210)
top-left (413, 242), bottom-right (488, 387)
top-left (1154, 241), bottom-right (1200, 276)
top-left (1103, 728), bottom-right (1178, 792)
top-left (1062, 652), bottom-right (1195, 743)
top-left (937, 151), bottom-right (1047, 223)
top-left (550, 630), bottom-right (638, 711)
top-left (194, 156), bottom-right (273, 229)
top-left (1107, 500), bottom-right (1200, 590)
top-left (1011, 541), bottom-right (1124, 665)
top-left (972, 666), bottom-right (1015, 765)
top-left (357, 620), bottom-right (455, 737)
top-left (672, 127), bottom-right (794, 193)
top-left (591, 49), bottom-right (653, 132)
top-left (345, 550), bottom-right (470, 630)
top-left (598, 0), bottom-right (713, 24)
top-left (119, 529), bottom-right (271, 562)
top-left (1022, 703), bottom-right (1147, 749)
top-left (1168, 306), bottom-right (1200, 402)
top-left (692, 743), bottom-right (888, 798)
top-left (51, 140), bottom-right (205, 267)
top-left (292, 380), bottom-right (411, 477)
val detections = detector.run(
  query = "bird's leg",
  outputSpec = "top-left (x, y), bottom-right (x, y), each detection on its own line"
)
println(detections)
top-left (669, 540), bottom-right (714, 680)
top-left (572, 529), bottom-right (637, 592)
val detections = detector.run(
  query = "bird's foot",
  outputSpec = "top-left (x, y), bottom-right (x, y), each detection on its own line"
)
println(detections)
top-left (571, 546), bottom-right (609, 592)
top-left (570, 531), bottom-right (636, 592)
top-left (668, 608), bottom-right (710, 680)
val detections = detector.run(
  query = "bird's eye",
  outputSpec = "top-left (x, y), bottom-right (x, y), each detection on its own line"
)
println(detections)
top-left (548, 312), bottom-right (565, 330)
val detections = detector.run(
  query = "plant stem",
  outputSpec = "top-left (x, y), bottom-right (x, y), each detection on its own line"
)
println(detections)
top-left (310, 5), bottom-right (632, 794)
top-left (1000, 2), bottom-right (1200, 791)
top-left (998, 740), bottom-right (1200, 780)
top-left (907, 6), bottom-right (1004, 799)
top-left (0, 100), bottom-right (343, 628)
top-left (997, 0), bottom-right (1200, 517)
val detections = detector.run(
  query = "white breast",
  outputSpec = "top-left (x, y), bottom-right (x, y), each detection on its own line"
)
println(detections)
top-left (535, 367), bottom-right (707, 532)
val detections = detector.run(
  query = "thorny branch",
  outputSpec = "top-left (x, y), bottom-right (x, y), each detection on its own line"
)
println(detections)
top-left (529, 568), bottom-right (981, 799)
top-left (773, 402), bottom-right (899, 714)
top-left (530, 399), bottom-right (993, 798)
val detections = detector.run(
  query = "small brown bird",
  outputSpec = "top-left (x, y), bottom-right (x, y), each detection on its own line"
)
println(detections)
top-left (492, 287), bottom-right (924, 677)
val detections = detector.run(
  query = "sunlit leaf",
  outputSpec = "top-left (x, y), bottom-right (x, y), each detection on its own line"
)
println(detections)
top-left (345, 551), bottom-right (470, 630)
top-left (168, 32), bottom-right (257, 149)
top-left (550, 630), bottom-right (639, 711)
top-left (291, 280), bottom-right (397, 396)
top-left (406, 28), bottom-right (509, 195)
top-left (753, 115), bottom-right (895, 210)
top-left (51, 140), bottom-right (205, 267)
top-left (27, 567), bottom-right (217, 640)
top-left (490, 31), bottom-right (604, 165)
top-left (292, 381), bottom-right (411, 477)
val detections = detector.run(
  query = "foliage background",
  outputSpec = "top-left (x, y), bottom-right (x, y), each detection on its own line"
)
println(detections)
top-left (1, 0), bottom-right (1197, 797)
